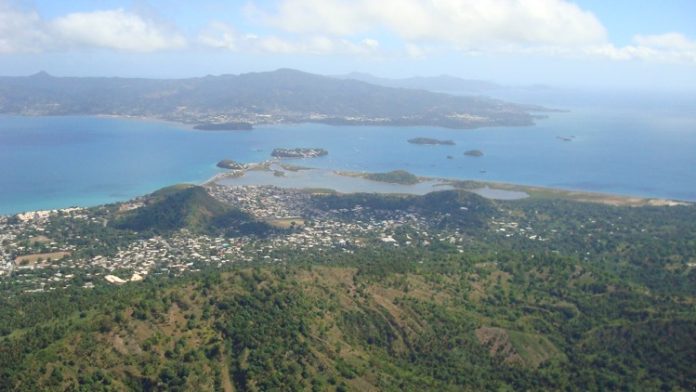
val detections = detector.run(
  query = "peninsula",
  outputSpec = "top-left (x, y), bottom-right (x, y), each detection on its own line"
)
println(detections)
top-left (0, 69), bottom-right (545, 130)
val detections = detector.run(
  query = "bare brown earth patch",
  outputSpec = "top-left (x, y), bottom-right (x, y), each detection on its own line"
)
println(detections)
top-left (476, 327), bottom-right (562, 368)
top-left (476, 327), bottom-right (524, 366)
top-left (14, 251), bottom-right (70, 267)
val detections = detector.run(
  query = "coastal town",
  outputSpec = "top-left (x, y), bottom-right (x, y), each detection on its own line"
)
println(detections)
top-left (0, 182), bottom-right (648, 298)
top-left (0, 181), bottom-right (554, 295)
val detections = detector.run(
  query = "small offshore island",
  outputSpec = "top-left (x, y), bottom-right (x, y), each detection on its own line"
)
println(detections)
top-left (364, 170), bottom-right (420, 185)
top-left (271, 148), bottom-right (328, 158)
top-left (193, 122), bottom-right (253, 131)
top-left (408, 137), bottom-right (456, 145)
top-left (464, 149), bottom-right (484, 157)
top-left (216, 160), bottom-right (247, 170)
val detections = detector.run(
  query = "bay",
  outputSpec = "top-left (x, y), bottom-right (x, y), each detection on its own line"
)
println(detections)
top-left (1, 92), bottom-right (696, 215)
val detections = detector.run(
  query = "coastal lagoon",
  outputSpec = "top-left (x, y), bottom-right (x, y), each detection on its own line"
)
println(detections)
top-left (217, 166), bottom-right (455, 195)
top-left (1, 93), bottom-right (696, 214)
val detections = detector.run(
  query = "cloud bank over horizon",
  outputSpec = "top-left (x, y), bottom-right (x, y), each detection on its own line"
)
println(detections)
top-left (0, 0), bottom-right (695, 89)
top-left (0, 5), bottom-right (185, 53)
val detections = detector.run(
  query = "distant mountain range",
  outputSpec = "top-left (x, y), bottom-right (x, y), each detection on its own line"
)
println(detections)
top-left (333, 72), bottom-right (502, 94)
top-left (333, 72), bottom-right (553, 95)
top-left (0, 69), bottom-right (546, 129)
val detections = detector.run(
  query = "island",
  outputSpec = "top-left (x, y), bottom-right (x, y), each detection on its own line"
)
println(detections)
top-left (271, 148), bottom-right (328, 158)
top-left (464, 149), bottom-right (484, 157)
top-left (216, 160), bottom-right (246, 170)
top-left (365, 170), bottom-right (420, 185)
top-left (194, 122), bottom-right (253, 131)
top-left (0, 69), bottom-right (546, 130)
top-left (408, 137), bottom-right (456, 146)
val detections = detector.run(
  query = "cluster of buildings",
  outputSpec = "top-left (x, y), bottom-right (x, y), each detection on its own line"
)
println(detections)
top-left (490, 218), bottom-right (545, 241)
top-left (88, 232), bottom-right (252, 277)
top-left (207, 184), bottom-right (310, 219)
top-left (0, 216), bottom-right (15, 276)
top-left (0, 209), bottom-right (85, 278)
top-left (165, 109), bottom-right (278, 126)
top-left (161, 106), bottom-right (409, 129)
top-left (1, 185), bottom-right (488, 293)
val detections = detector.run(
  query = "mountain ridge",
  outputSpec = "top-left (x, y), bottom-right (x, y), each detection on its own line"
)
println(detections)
top-left (0, 68), bottom-right (544, 129)
top-left (333, 71), bottom-right (555, 95)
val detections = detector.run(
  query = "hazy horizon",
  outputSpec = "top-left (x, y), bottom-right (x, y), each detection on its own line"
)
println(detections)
top-left (1, 1), bottom-right (695, 91)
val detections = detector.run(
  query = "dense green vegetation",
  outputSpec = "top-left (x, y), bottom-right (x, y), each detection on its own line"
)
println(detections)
top-left (2, 188), bottom-right (696, 390)
top-left (111, 185), bottom-right (274, 237)
top-left (312, 190), bottom-right (496, 231)
top-left (1, 244), bottom-right (694, 391)
top-left (364, 170), bottom-right (420, 185)
top-left (216, 160), bottom-right (246, 170)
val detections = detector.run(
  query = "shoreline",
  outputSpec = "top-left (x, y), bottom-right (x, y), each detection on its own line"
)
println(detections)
top-left (2, 170), bottom-right (690, 217)
top-left (1, 113), bottom-right (693, 214)
top-left (93, 114), bottom-right (196, 130)
top-left (2, 112), bottom-right (540, 132)
top-left (207, 166), bottom-right (691, 208)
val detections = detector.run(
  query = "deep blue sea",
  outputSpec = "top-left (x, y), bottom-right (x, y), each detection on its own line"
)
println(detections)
top-left (1, 91), bottom-right (696, 214)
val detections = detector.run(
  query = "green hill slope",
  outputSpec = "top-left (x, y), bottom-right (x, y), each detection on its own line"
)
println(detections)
top-left (111, 185), bottom-right (272, 237)
top-left (3, 187), bottom-right (696, 391)
top-left (1, 253), bottom-right (694, 391)
top-left (311, 189), bottom-right (496, 230)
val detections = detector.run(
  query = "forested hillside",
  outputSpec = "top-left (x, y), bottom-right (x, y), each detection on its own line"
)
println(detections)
top-left (1, 246), bottom-right (694, 390)
top-left (1, 186), bottom-right (695, 391)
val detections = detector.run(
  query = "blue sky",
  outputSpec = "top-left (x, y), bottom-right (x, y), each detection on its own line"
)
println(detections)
top-left (1, 0), bottom-right (695, 90)
top-left (575, 1), bottom-right (696, 41)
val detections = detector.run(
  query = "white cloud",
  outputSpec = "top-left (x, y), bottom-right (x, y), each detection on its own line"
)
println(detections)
top-left (583, 33), bottom-right (696, 64)
top-left (1, 0), bottom-right (694, 66)
top-left (263, 0), bottom-right (607, 48)
top-left (0, 4), bottom-right (185, 53)
top-left (361, 38), bottom-right (379, 50)
top-left (632, 33), bottom-right (696, 65)
top-left (199, 21), bottom-right (379, 55)
top-left (405, 43), bottom-right (427, 59)
top-left (634, 33), bottom-right (696, 51)
top-left (198, 21), bottom-right (239, 50)
top-left (254, 0), bottom-right (696, 65)
top-left (51, 9), bottom-right (186, 52)
top-left (0, 5), bottom-right (50, 53)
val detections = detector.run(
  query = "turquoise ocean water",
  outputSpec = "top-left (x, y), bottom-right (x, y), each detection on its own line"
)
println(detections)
top-left (1, 92), bottom-right (695, 214)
